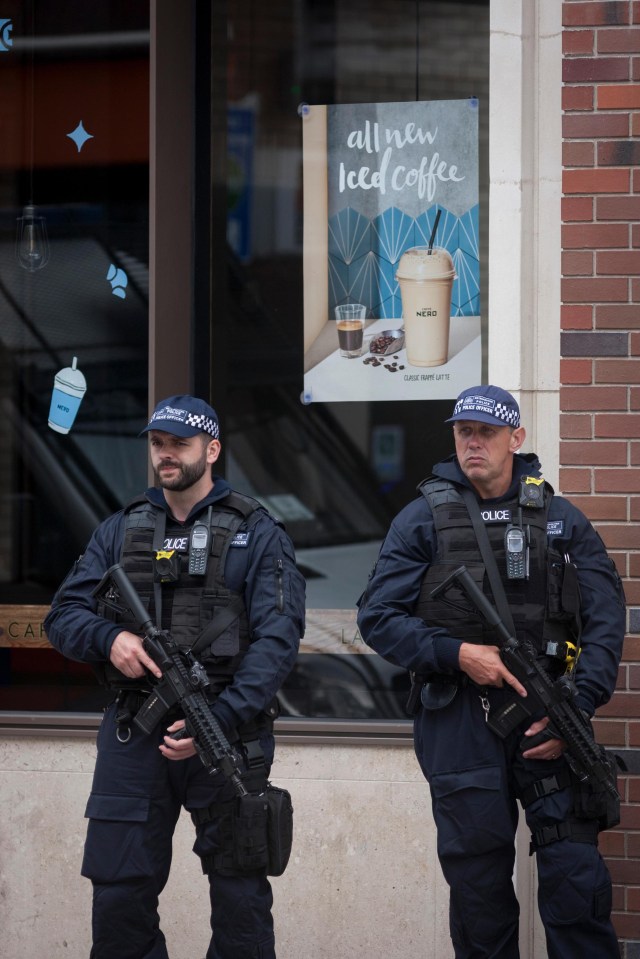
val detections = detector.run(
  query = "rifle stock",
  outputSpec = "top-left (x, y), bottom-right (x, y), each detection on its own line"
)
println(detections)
top-left (431, 565), bottom-right (619, 800)
top-left (95, 563), bottom-right (247, 797)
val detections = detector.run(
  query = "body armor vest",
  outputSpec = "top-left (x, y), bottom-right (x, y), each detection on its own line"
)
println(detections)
top-left (99, 490), bottom-right (261, 693)
top-left (415, 477), bottom-right (580, 661)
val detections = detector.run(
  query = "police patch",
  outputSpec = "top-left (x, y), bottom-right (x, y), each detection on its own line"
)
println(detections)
top-left (547, 520), bottom-right (564, 536)
top-left (231, 532), bottom-right (251, 547)
top-left (480, 508), bottom-right (512, 523)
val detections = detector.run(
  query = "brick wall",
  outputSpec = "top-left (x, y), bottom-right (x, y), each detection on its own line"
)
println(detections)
top-left (562, 2), bottom-right (640, 954)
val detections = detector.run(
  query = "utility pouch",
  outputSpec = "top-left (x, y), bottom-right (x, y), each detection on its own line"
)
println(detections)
top-left (571, 747), bottom-right (621, 832)
top-left (232, 794), bottom-right (269, 872)
top-left (265, 783), bottom-right (294, 877)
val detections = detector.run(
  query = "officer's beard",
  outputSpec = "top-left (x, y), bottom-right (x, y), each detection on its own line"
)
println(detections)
top-left (153, 447), bottom-right (209, 492)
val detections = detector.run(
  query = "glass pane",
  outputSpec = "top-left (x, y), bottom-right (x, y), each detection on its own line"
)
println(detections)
top-left (0, 1), bottom-right (150, 712)
top-left (219, 0), bottom-right (490, 719)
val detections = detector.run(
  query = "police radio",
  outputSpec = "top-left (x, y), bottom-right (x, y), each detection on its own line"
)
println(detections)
top-left (504, 523), bottom-right (528, 580)
top-left (188, 521), bottom-right (210, 575)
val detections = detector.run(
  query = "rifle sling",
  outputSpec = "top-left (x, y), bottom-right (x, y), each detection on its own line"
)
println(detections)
top-left (460, 486), bottom-right (517, 638)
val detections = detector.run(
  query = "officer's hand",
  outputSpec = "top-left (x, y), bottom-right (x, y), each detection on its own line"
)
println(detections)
top-left (521, 716), bottom-right (565, 762)
top-left (458, 643), bottom-right (527, 697)
top-left (159, 719), bottom-right (197, 761)
top-left (109, 630), bottom-right (162, 680)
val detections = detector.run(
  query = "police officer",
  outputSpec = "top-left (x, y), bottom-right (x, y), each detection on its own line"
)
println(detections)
top-left (45, 395), bottom-right (306, 959)
top-left (357, 385), bottom-right (625, 959)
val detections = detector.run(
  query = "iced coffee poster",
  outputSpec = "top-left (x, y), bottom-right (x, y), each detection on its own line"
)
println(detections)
top-left (302, 99), bottom-right (480, 403)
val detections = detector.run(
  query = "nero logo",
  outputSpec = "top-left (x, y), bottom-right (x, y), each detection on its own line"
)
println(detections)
top-left (481, 509), bottom-right (511, 522)
top-left (416, 308), bottom-right (437, 317)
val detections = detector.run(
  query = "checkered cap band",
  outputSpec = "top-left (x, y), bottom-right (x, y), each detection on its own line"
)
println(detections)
top-left (452, 394), bottom-right (520, 427)
top-left (185, 412), bottom-right (219, 438)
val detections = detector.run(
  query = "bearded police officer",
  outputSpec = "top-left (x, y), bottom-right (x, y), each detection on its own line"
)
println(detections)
top-left (45, 395), bottom-right (306, 959)
top-left (357, 385), bottom-right (625, 959)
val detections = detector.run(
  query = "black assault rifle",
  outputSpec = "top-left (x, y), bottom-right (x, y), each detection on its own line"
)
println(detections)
top-left (431, 564), bottom-right (619, 800)
top-left (94, 563), bottom-right (247, 797)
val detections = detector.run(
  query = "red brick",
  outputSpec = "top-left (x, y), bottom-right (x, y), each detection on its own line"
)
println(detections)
top-left (598, 26), bottom-right (640, 53)
top-left (599, 139), bottom-right (640, 166)
top-left (595, 472), bottom-right (640, 494)
top-left (596, 414), bottom-right (640, 437)
top-left (633, 111), bottom-right (640, 135)
top-left (563, 222), bottom-right (629, 248)
top-left (600, 830), bottom-right (626, 857)
top-left (632, 498), bottom-right (640, 520)
top-left (624, 579), bottom-right (640, 603)
top-left (563, 140), bottom-right (595, 166)
top-left (563, 168), bottom-right (630, 193)
top-left (635, 167), bottom-right (640, 193)
top-left (598, 250), bottom-right (640, 275)
top-left (564, 57), bottom-right (630, 82)
top-left (598, 691), bottom-right (640, 717)
top-left (616, 804), bottom-right (640, 832)
top-left (560, 440), bottom-right (627, 464)
top-left (632, 441), bottom-right (640, 464)
top-left (563, 85), bottom-right (595, 111)
top-left (562, 196), bottom-right (594, 221)
top-left (563, 3), bottom-right (630, 28)
top-left (560, 413), bottom-right (593, 438)
top-left (632, 331), bottom-right (640, 355)
top-left (562, 304), bottom-right (593, 329)
top-left (563, 250), bottom-right (594, 275)
top-left (628, 883), bottom-right (640, 909)
top-left (624, 638), bottom-right (640, 661)
top-left (592, 718), bottom-right (628, 745)
top-left (596, 304), bottom-right (640, 329)
top-left (634, 223), bottom-right (640, 247)
top-left (612, 910), bottom-right (640, 939)
top-left (598, 195), bottom-right (640, 219)
top-left (562, 276), bottom-right (629, 302)
top-left (632, 387), bottom-right (640, 409)
top-left (631, 722), bottom-right (640, 746)
top-left (563, 29), bottom-right (595, 55)
top-left (559, 468), bottom-right (592, 493)
top-left (630, 554), bottom-right (640, 576)
top-left (631, 665), bottom-right (640, 690)
top-left (628, 777), bottom-right (640, 803)
top-left (635, 58), bottom-right (640, 81)
top-left (596, 359), bottom-right (640, 382)
top-left (560, 385), bottom-right (628, 409)
top-left (563, 113), bottom-right (629, 138)
top-left (599, 85), bottom-right (640, 110)
top-left (566, 494), bottom-right (628, 519)
top-left (561, 358), bottom-right (592, 383)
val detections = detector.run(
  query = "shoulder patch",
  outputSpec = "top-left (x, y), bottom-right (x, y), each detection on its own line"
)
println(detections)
top-left (547, 520), bottom-right (564, 537)
top-left (231, 531), bottom-right (251, 548)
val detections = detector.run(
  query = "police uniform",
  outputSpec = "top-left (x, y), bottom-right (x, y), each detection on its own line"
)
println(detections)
top-left (357, 449), bottom-right (625, 959)
top-left (45, 474), bottom-right (305, 959)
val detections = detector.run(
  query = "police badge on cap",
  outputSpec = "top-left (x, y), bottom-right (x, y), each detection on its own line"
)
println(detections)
top-left (140, 395), bottom-right (220, 439)
top-left (445, 385), bottom-right (520, 428)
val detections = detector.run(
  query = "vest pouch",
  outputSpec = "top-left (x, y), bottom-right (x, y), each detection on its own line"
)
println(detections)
top-left (420, 673), bottom-right (461, 711)
top-left (417, 561), bottom-right (487, 644)
top-left (545, 548), bottom-right (580, 627)
top-left (571, 746), bottom-right (621, 832)
top-left (266, 783), bottom-right (294, 877)
top-left (232, 793), bottom-right (269, 872)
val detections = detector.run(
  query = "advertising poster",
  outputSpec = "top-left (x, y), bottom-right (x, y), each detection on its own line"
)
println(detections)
top-left (302, 99), bottom-right (480, 403)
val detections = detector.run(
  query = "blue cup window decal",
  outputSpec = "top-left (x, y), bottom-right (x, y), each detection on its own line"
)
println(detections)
top-left (48, 357), bottom-right (87, 434)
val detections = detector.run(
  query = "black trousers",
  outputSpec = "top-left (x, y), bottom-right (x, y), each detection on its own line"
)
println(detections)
top-left (82, 703), bottom-right (276, 959)
top-left (414, 684), bottom-right (619, 959)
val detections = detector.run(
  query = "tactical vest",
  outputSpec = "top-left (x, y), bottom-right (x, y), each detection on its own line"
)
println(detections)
top-left (98, 490), bottom-right (262, 693)
top-left (415, 477), bottom-right (580, 661)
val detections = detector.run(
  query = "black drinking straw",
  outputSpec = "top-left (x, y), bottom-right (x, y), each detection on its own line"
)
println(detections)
top-left (428, 208), bottom-right (441, 254)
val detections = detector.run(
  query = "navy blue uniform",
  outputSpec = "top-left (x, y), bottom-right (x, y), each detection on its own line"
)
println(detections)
top-left (45, 477), bottom-right (305, 959)
top-left (357, 452), bottom-right (625, 959)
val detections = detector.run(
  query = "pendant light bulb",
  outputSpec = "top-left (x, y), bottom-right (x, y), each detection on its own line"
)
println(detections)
top-left (16, 204), bottom-right (50, 272)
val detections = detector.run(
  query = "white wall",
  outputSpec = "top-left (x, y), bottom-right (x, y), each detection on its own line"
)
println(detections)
top-left (0, 736), bottom-right (452, 959)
